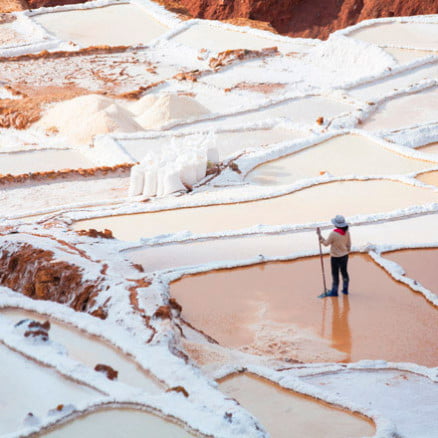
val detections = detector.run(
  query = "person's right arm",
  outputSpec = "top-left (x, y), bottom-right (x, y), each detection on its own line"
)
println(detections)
top-left (320, 232), bottom-right (333, 247)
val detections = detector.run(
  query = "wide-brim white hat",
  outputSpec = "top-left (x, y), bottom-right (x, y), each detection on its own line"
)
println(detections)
top-left (331, 215), bottom-right (348, 228)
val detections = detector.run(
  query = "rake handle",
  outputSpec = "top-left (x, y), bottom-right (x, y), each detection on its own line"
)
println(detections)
top-left (317, 227), bottom-right (328, 292)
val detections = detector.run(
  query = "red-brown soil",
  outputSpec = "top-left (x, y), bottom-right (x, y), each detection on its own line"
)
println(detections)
top-left (26, 0), bottom-right (92, 9)
top-left (0, 0), bottom-right (28, 13)
top-left (170, 0), bottom-right (438, 39)
top-left (0, 237), bottom-right (107, 318)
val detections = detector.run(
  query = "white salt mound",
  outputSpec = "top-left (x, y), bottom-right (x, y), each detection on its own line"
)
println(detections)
top-left (125, 94), bottom-right (160, 116)
top-left (37, 94), bottom-right (142, 145)
top-left (37, 93), bottom-right (209, 145)
top-left (307, 35), bottom-right (397, 81)
top-left (135, 94), bottom-right (210, 129)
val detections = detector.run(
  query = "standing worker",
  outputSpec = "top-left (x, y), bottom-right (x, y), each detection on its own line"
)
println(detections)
top-left (317, 215), bottom-right (351, 297)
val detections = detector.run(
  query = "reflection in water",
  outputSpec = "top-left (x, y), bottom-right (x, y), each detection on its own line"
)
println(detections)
top-left (320, 296), bottom-right (352, 362)
top-left (171, 255), bottom-right (438, 366)
top-left (332, 296), bottom-right (352, 362)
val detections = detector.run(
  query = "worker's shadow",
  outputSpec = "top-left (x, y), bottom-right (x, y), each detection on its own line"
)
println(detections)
top-left (330, 295), bottom-right (352, 362)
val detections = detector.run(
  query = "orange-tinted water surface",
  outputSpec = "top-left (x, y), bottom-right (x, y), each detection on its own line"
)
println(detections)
top-left (218, 373), bottom-right (375, 438)
top-left (385, 248), bottom-right (438, 295)
top-left (171, 255), bottom-right (438, 366)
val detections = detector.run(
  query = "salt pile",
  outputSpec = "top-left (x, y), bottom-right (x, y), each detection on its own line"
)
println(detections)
top-left (129, 133), bottom-right (218, 197)
top-left (134, 94), bottom-right (210, 129)
top-left (37, 95), bottom-right (142, 145)
top-left (307, 35), bottom-right (397, 82)
top-left (36, 94), bottom-right (210, 145)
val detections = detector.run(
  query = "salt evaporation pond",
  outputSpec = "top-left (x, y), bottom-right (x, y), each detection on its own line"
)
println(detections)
top-left (349, 21), bottom-right (438, 50)
top-left (384, 248), bottom-right (438, 295)
top-left (0, 342), bottom-right (99, 435)
top-left (172, 96), bottom-right (352, 130)
top-left (305, 370), bottom-right (438, 438)
top-left (3, 175), bottom-right (129, 218)
top-left (119, 127), bottom-right (301, 162)
top-left (349, 63), bottom-right (438, 101)
top-left (171, 22), bottom-right (307, 54)
top-left (74, 179), bottom-right (438, 241)
top-left (0, 149), bottom-right (93, 175)
top-left (2, 309), bottom-right (160, 392)
top-left (34, 4), bottom-right (169, 47)
top-left (127, 213), bottom-right (438, 273)
top-left (419, 141), bottom-right (438, 154)
top-left (219, 374), bottom-right (375, 438)
top-left (171, 255), bottom-right (438, 365)
top-left (384, 47), bottom-right (437, 64)
top-left (246, 134), bottom-right (432, 185)
top-left (417, 170), bottom-right (438, 187)
top-left (40, 407), bottom-right (196, 438)
top-left (362, 88), bottom-right (438, 132)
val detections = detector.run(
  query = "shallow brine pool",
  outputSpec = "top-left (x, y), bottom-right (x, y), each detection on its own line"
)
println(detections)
top-left (171, 255), bottom-right (438, 365)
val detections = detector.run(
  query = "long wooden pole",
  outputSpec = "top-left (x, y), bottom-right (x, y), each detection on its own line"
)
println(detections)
top-left (317, 227), bottom-right (328, 293)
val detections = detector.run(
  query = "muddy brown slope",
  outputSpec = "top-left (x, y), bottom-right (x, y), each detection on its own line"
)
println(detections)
top-left (26, 0), bottom-right (92, 8)
top-left (174, 0), bottom-right (438, 39)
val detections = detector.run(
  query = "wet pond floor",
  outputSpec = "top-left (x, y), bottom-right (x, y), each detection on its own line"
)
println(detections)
top-left (34, 4), bottom-right (169, 47)
top-left (0, 149), bottom-right (93, 176)
top-left (74, 179), bottom-right (438, 241)
top-left (219, 373), bottom-right (375, 438)
top-left (171, 254), bottom-right (438, 366)
top-left (419, 141), bottom-right (438, 155)
top-left (349, 21), bottom-right (438, 50)
top-left (417, 170), bottom-right (438, 187)
top-left (246, 134), bottom-right (432, 186)
top-left (39, 407), bottom-right (196, 438)
top-left (384, 248), bottom-right (438, 295)
top-left (361, 87), bottom-right (438, 132)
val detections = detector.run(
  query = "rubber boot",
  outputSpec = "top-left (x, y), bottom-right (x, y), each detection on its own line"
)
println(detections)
top-left (318, 284), bottom-right (338, 298)
top-left (342, 280), bottom-right (349, 295)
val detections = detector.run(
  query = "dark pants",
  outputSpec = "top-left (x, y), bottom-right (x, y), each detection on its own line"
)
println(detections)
top-left (330, 255), bottom-right (349, 293)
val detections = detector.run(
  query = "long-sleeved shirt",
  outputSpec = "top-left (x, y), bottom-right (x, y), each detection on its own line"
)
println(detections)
top-left (320, 230), bottom-right (351, 257)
